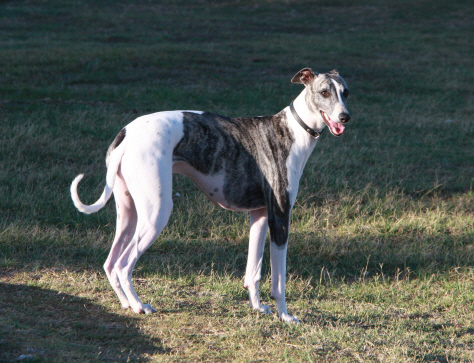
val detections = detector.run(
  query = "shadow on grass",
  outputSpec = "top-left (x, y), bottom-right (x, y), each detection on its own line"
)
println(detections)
top-left (2, 226), bottom-right (473, 284)
top-left (0, 282), bottom-right (169, 362)
top-left (285, 231), bottom-right (474, 280)
top-left (141, 232), bottom-right (474, 282)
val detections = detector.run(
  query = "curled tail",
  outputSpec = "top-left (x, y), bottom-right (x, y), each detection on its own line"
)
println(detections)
top-left (70, 135), bottom-right (126, 214)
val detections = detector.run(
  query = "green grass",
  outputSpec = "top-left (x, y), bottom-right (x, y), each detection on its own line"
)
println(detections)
top-left (1, 0), bottom-right (473, 361)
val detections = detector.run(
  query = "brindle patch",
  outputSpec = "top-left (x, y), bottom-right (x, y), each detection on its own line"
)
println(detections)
top-left (106, 128), bottom-right (126, 166)
top-left (173, 111), bottom-right (295, 246)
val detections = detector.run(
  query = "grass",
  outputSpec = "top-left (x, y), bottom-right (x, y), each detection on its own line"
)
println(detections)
top-left (0, 0), bottom-right (473, 361)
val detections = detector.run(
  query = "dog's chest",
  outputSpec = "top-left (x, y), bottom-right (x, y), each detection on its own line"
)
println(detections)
top-left (172, 112), bottom-right (295, 212)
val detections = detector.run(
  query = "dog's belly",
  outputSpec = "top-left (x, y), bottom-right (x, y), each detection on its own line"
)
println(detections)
top-left (172, 161), bottom-right (262, 212)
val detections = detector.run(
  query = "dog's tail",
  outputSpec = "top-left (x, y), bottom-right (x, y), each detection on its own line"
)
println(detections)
top-left (70, 138), bottom-right (126, 214)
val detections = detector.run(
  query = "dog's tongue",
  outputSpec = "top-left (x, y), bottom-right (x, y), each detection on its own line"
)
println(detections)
top-left (328, 119), bottom-right (345, 136)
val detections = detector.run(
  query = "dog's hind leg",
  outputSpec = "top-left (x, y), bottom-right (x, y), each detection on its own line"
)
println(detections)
top-left (103, 170), bottom-right (137, 309)
top-left (244, 207), bottom-right (271, 315)
top-left (113, 160), bottom-right (174, 314)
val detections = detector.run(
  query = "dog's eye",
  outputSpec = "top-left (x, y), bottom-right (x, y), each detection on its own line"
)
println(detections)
top-left (343, 89), bottom-right (349, 98)
top-left (320, 90), bottom-right (329, 97)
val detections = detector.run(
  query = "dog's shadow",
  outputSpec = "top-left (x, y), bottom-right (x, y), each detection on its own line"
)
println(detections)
top-left (0, 282), bottom-right (168, 362)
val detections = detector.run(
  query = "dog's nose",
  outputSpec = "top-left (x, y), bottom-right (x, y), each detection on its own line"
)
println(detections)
top-left (338, 112), bottom-right (351, 123)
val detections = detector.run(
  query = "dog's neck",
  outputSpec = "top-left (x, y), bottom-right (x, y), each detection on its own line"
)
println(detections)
top-left (283, 89), bottom-right (323, 181)
top-left (290, 88), bottom-right (326, 136)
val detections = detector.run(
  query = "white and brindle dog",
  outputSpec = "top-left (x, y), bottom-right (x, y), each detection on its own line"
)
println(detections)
top-left (71, 68), bottom-right (350, 323)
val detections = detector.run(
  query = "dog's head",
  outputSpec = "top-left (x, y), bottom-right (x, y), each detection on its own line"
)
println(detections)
top-left (291, 68), bottom-right (350, 137)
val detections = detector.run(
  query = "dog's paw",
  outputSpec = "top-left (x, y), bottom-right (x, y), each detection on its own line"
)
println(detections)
top-left (280, 313), bottom-right (299, 324)
top-left (141, 304), bottom-right (157, 314)
top-left (119, 298), bottom-right (131, 310)
top-left (134, 304), bottom-right (157, 314)
top-left (254, 305), bottom-right (272, 315)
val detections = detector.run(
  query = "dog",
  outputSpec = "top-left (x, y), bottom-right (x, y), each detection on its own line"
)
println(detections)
top-left (70, 68), bottom-right (350, 323)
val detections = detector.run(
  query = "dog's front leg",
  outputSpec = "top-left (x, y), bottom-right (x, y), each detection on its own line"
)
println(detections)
top-left (244, 207), bottom-right (271, 315)
top-left (267, 208), bottom-right (299, 323)
top-left (270, 242), bottom-right (299, 323)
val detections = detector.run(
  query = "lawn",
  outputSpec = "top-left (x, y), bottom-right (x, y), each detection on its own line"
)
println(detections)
top-left (0, 0), bottom-right (473, 361)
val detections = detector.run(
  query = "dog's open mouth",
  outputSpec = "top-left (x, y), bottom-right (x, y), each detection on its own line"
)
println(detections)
top-left (321, 111), bottom-right (345, 137)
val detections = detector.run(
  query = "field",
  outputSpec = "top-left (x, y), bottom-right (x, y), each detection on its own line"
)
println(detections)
top-left (0, 0), bottom-right (473, 361)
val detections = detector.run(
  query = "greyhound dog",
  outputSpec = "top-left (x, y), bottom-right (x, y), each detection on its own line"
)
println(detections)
top-left (70, 68), bottom-right (350, 323)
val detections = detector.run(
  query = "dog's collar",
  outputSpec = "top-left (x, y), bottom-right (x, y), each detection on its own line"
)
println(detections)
top-left (289, 101), bottom-right (325, 139)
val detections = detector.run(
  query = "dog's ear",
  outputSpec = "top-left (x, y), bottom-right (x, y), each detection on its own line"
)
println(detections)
top-left (291, 68), bottom-right (318, 85)
top-left (328, 69), bottom-right (339, 75)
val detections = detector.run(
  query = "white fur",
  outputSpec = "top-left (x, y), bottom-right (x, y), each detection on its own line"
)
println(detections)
top-left (244, 208), bottom-right (271, 314)
top-left (71, 139), bottom-right (126, 214)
